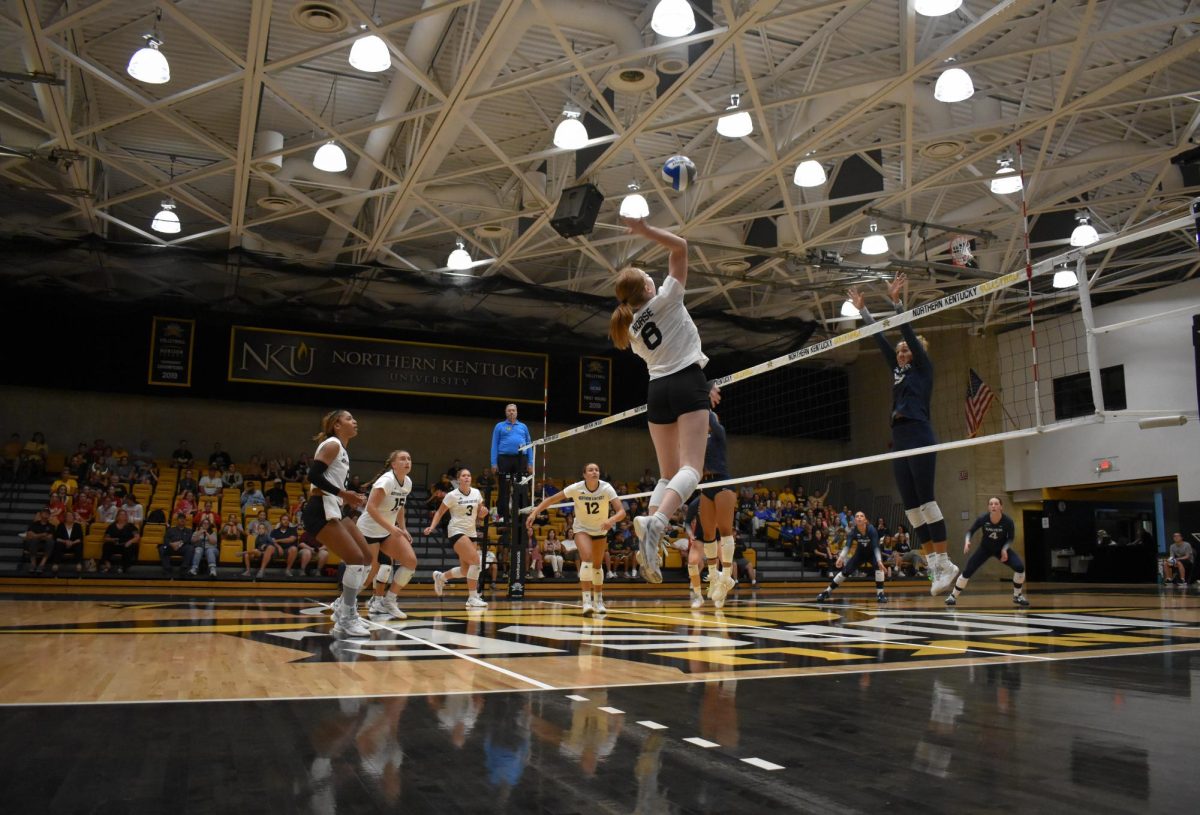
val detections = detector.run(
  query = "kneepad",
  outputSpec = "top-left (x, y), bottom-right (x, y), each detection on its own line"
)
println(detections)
top-left (342, 563), bottom-right (369, 590)
top-left (703, 540), bottom-right (718, 561)
top-left (905, 507), bottom-right (925, 530)
top-left (719, 535), bottom-right (735, 565)
top-left (649, 478), bottom-right (670, 509)
top-left (579, 562), bottom-right (594, 583)
top-left (667, 465), bottom-right (701, 504)
top-left (687, 563), bottom-right (700, 578)
top-left (373, 564), bottom-right (393, 585)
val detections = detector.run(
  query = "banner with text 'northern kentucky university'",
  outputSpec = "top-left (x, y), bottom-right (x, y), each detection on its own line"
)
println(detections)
top-left (228, 326), bottom-right (547, 403)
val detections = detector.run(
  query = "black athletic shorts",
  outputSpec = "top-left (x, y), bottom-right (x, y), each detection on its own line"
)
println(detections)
top-left (647, 364), bottom-right (711, 424)
top-left (300, 496), bottom-right (332, 537)
top-left (701, 472), bottom-right (733, 501)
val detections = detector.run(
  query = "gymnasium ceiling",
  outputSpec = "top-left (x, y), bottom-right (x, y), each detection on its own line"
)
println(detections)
top-left (1, 0), bottom-right (1198, 357)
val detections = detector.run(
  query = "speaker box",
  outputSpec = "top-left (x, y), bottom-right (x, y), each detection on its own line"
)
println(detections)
top-left (551, 183), bottom-right (604, 238)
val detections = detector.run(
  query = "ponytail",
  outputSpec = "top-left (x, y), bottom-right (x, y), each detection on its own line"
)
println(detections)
top-left (609, 267), bottom-right (650, 349)
top-left (368, 449), bottom-right (409, 486)
top-left (313, 409), bottom-right (349, 443)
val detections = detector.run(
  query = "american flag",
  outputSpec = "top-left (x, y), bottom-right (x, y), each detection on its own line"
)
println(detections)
top-left (965, 368), bottom-right (995, 438)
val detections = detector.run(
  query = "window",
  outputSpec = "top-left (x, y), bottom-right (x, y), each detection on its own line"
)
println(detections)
top-left (1053, 365), bottom-right (1126, 420)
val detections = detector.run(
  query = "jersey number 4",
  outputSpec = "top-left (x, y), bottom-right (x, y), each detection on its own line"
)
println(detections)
top-left (640, 321), bottom-right (662, 350)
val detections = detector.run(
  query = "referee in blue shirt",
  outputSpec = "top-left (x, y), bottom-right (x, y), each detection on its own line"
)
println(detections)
top-left (491, 403), bottom-right (533, 520)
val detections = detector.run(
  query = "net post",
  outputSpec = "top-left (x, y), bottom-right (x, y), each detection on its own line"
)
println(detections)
top-left (506, 473), bottom-right (526, 600)
top-left (1074, 254), bottom-right (1107, 415)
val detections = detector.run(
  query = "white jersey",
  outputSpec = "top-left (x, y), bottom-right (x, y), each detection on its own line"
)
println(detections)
top-left (562, 479), bottom-right (619, 536)
top-left (628, 275), bottom-right (708, 379)
top-left (357, 470), bottom-right (413, 538)
top-left (442, 487), bottom-right (483, 539)
top-left (314, 437), bottom-right (350, 506)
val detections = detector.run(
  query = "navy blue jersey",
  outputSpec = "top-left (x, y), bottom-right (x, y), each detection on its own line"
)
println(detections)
top-left (703, 411), bottom-right (729, 477)
top-left (967, 512), bottom-right (1015, 552)
top-left (862, 304), bottom-right (933, 424)
top-left (840, 523), bottom-right (881, 560)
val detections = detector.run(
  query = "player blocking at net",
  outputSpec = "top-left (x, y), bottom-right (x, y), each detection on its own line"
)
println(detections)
top-left (946, 496), bottom-right (1029, 607)
top-left (526, 463), bottom-right (626, 616)
top-left (848, 274), bottom-right (959, 595)
top-left (609, 217), bottom-right (717, 583)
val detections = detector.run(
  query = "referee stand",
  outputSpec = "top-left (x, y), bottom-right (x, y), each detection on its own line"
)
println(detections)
top-left (504, 472), bottom-right (528, 600)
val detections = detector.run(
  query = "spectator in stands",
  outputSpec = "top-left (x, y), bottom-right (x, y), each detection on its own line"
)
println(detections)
top-left (219, 516), bottom-right (244, 562)
top-left (812, 528), bottom-right (834, 576)
top-left (542, 529), bottom-right (564, 578)
top-left (52, 510), bottom-right (84, 574)
top-left (160, 513), bottom-right (194, 576)
top-left (23, 508), bottom-right (55, 574)
top-left (778, 486), bottom-right (796, 506)
top-left (72, 488), bottom-right (95, 524)
top-left (132, 440), bottom-right (155, 465)
top-left (892, 528), bottom-right (924, 577)
top-left (68, 451), bottom-right (88, 480)
top-left (188, 517), bottom-right (219, 577)
top-left (281, 456), bottom-right (303, 482)
top-left (21, 432), bottom-right (48, 479)
top-left (51, 468), bottom-right (78, 497)
top-left (244, 520), bottom-right (277, 577)
top-left (446, 458), bottom-right (464, 480)
top-left (209, 442), bottom-right (232, 470)
top-left (607, 521), bottom-right (635, 578)
top-left (732, 538), bottom-right (757, 587)
top-left (101, 509), bottom-right (140, 574)
top-left (241, 482), bottom-right (265, 510)
top-left (1167, 531), bottom-right (1194, 586)
top-left (193, 499), bottom-right (220, 529)
top-left (177, 468), bottom-right (198, 496)
top-left (172, 440), bottom-right (194, 468)
top-left (876, 517), bottom-right (889, 538)
top-left (122, 493), bottom-right (144, 526)
top-left (808, 480), bottom-right (832, 509)
top-left (477, 467), bottom-right (496, 508)
top-left (270, 515), bottom-right (299, 575)
top-left (244, 455), bottom-right (263, 479)
top-left (265, 479), bottom-right (288, 509)
top-left (114, 456), bottom-right (135, 483)
top-left (87, 438), bottom-right (106, 463)
top-left (47, 486), bottom-right (70, 524)
top-left (136, 461), bottom-right (159, 489)
top-left (95, 493), bottom-right (119, 524)
top-left (223, 463), bottom-right (243, 490)
top-left (638, 468), bottom-right (657, 493)
top-left (198, 467), bottom-right (223, 498)
top-left (172, 490), bottom-right (196, 518)
top-left (525, 532), bottom-right (544, 579)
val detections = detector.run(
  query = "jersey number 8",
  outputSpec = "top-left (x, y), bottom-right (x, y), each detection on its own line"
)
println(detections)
top-left (640, 321), bottom-right (662, 350)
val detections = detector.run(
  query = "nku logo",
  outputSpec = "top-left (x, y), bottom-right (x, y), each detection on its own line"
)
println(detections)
top-left (239, 340), bottom-right (316, 378)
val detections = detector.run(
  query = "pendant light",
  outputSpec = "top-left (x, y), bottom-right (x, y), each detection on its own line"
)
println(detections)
top-left (651, 0), bottom-right (696, 38)
top-left (447, 238), bottom-right (472, 270)
top-left (989, 153), bottom-right (1022, 194)
top-left (934, 58), bottom-right (974, 102)
top-left (861, 221), bottom-right (889, 255)
top-left (915, 0), bottom-right (963, 16)
top-left (312, 77), bottom-right (348, 172)
top-left (553, 107), bottom-right (588, 150)
top-left (619, 182), bottom-right (650, 219)
top-left (126, 8), bottom-right (170, 85)
top-left (793, 153), bottom-right (827, 187)
top-left (348, 5), bottom-right (390, 72)
top-left (717, 93), bottom-right (753, 138)
top-left (151, 154), bottom-right (181, 234)
top-left (1070, 212), bottom-right (1099, 247)
top-left (1052, 263), bottom-right (1079, 289)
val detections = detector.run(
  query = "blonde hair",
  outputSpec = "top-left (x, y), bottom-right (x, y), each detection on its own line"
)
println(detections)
top-left (369, 449), bottom-right (410, 485)
top-left (609, 267), bottom-right (650, 350)
top-left (898, 335), bottom-right (930, 353)
top-left (312, 409), bottom-right (349, 442)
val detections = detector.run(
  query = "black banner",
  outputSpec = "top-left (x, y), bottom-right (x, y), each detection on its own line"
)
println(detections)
top-left (148, 316), bottom-right (195, 387)
top-left (579, 356), bottom-right (611, 415)
top-left (228, 325), bottom-right (547, 403)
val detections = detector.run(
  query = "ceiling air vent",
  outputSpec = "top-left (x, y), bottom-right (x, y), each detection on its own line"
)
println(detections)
top-left (475, 224), bottom-right (511, 240)
top-left (606, 66), bottom-right (657, 94)
top-left (920, 139), bottom-right (964, 159)
top-left (974, 130), bottom-right (1003, 145)
top-left (291, 2), bottom-right (350, 34)
top-left (717, 259), bottom-right (751, 274)
top-left (256, 196), bottom-right (292, 211)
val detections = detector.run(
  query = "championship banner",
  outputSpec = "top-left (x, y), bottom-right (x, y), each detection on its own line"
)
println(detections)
top-left (228, 325), bottom-right (547, 403)
top-left (579, 356), bottom-right (612, 416)
top-left (147, 316), bottom-right (195, 387)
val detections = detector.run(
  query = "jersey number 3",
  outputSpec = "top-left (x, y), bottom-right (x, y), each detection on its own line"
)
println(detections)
top-left (640, 321), bottom-right (662, 350)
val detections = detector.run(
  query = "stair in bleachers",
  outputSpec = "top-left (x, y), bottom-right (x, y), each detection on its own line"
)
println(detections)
top-left (0, 478), bottom-right (53, 572)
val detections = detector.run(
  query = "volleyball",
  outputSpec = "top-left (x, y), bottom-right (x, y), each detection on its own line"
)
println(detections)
top-left (662, 155), bottom-right (696, 191)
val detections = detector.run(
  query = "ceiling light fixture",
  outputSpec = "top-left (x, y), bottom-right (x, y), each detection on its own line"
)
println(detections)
top-left (1070, 211), bottom-right (1099, 247)
top-left (312, 77), bottom-right (347, 172)
top-left (651, 0), bottom-right (696, 38)
top-left (619, 182), bottom-right (649, 219)
top-left (126, 9), bottom-right (170, 85)
top-left (553, 107), bottom-right (588, 150)
top-left (915, 0), bottom-right (963, 16)
top-left (716, 93), bottom-right (753, 138)
top-left (348, 29), bottom-right (390, 72)
top-left (934, 58), bottom-right (974, 103)
top-left (989, 153), bottom-right (1022, 195)
top-left (151, 154), bottom-right (180, 234)
top-left (861, 221), bottom-right (889, 255)
top-left (793, 153), bottom-right (827, 187)
top-left (1052, 262), bottom-right (1079, 289)
top-left (840, 299), bottom-right (861, 318)
top-left (447, 238), bottom-right (472, 270)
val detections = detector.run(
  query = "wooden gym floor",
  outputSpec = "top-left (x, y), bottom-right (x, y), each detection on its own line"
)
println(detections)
top-left (2, 580), bottom-right (1198, 813)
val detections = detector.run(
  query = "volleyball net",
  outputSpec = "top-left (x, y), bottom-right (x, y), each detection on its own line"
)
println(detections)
top-left (520, 212), bottom-right (1197, 530)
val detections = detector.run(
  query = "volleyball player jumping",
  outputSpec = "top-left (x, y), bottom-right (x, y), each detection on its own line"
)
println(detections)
top-left (609, 217), bottom-right (716, 583)
top-left (848, 274), bottom-right (959, 595)
top-left (526, 462), bottom-right (625, 616)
